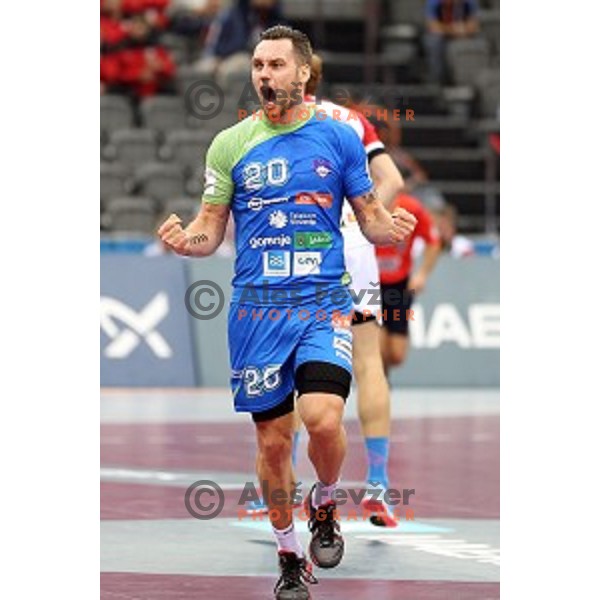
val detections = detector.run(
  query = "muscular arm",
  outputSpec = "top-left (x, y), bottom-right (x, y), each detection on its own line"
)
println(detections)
top-left (348, 188), bottom-right (416, 246)
top-left (368, 152), bottom-right (404, 209)
top-left (158, 202), bottom-right (231, 257)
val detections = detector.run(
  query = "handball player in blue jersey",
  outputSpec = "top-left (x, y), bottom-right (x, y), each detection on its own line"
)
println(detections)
top-left (158, 25), bottom-right (416, 599)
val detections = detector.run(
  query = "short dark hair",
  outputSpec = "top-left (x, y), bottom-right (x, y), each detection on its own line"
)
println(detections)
top-left (258, 25), bottom-right (313, 66)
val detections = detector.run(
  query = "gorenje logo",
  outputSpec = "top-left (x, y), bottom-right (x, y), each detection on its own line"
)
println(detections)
top-left (249, 235), bottom-right (292, 249)
top-left (294, 231), bottom-right (333, 249)
top-left (100, 293), bottom-right (172, 358)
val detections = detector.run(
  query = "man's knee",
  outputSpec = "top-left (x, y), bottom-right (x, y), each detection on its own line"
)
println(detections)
top-left (258, 429), bottom-right (293, 466)
top-left (352, 353), bottom-right (368, 380)
top-left (388, 351), bottom-right (405, 366)
top-left (304, 406), bottom-right (343, 440)
top-left (388, 339), bottom-right (408, 366)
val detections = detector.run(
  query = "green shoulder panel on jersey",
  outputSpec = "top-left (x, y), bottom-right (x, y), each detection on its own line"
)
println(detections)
top-left (202, 109), bottom-right (315, 205)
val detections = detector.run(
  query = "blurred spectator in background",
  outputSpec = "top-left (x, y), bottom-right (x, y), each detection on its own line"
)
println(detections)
top-left (168, 0), bottom-right (222, 43)
top-left (194, 0), bottom-right (285, 81)
top-left (376, 193), bottom-right (442, 370)
top-left (424, 0), bottom-right (480, 84)
top-left (414, 203), bottom-right (475, 258)
top-left (101, 0), bottom-right (176, 98)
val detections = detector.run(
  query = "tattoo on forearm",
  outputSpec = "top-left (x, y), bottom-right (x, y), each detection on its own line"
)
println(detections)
top-left (189, 233), bottom-right (209, 245)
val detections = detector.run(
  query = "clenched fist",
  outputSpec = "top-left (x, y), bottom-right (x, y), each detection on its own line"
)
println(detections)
top-left (390, 207), bottom-right (417, 243)
top-left (157, 213), bottom-right (208, 257)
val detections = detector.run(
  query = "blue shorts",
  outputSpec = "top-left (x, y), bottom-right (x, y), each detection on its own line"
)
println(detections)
top-left (228, 302), bottom-right (353, 413)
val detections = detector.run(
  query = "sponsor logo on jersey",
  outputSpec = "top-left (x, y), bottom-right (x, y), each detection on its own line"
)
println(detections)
top-left (293, 251), bottom-right (322, 276)
top-left (290, 212), bottom-right (318, 226)
top-left (263, 251), bottom-right (291, 276)
top-left (313, 158), bottom-right (333, 178)
top-left (268, 210), bottom-right (288, 229)
top-left (294, 231), bottom-right (333, 249)
top-left (247, 196), bottom-right (289, 211)
top-left (295, 192), bottom-right (333, 208)
top-left (249, 235), bottom-right (292, 249)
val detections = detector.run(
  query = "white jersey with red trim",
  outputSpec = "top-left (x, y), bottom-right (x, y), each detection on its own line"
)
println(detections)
top-left (306, 97), bottom-right (384, 251)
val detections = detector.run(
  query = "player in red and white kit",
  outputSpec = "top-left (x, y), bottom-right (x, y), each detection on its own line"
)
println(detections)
top-left (376, 193), bottom-right (442, 369)
top-left (305, 55), bottom-right (407, 526)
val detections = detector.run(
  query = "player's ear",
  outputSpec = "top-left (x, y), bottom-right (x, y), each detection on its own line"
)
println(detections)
top-left (298, 62), bottom-right (310, 84)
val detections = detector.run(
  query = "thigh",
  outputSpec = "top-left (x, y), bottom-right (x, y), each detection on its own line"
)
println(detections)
top-left (352, 319), bottom-right (382, 368)
top-left (344, 244), bottom-right (380, 316)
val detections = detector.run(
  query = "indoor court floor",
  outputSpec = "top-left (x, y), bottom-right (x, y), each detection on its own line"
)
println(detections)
top-left (101, 388), bottom-right (499, 599)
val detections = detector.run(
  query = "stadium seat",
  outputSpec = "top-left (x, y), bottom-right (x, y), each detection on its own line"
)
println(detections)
top-left (101, 162), bottom-right (132, 201)
top-left (105, 129), bottom-right (159, 168)
top-left (140, 96), bottom-right (187, 133)
top-left (388, 0), bottom-right (425, 26)
top-left (162, 197), bottom-right (200, 224)
top-left (175, 64), bottom-right (215, 98)
top-left (104, 197), bottom-right (157, 234)
top-left (158, 32), bottom-right (190, 65)
top-left (446, 37), bottom-right (490, 86)
top-left (401, 115), bottom-right (471, 147)
top-left (101, 95), bottom-right (134, 135)
top-left (281, 0), bottom-right (365, 20)
top-left (188, 108), bottom-right (241, 135)
top-left (479, 9), bottom-right (500, 55)
top-left (135, 162), bottom-right (187, 202)
top-left (161, 130), bottom-right (211, 170)
top-left (475, 67), bottom-right (500, 118)
top-left (410, 147), bottom-right (487, 181)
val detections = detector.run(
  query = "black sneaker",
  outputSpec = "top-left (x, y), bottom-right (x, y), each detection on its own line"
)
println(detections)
top-left (274, 551), bottom-right (318, 600)
top-left (304, 483), bottom-right (345, 569)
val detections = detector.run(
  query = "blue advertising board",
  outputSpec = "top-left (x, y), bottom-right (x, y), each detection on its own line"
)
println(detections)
top-left (100, 255), bottom-right (196, 386)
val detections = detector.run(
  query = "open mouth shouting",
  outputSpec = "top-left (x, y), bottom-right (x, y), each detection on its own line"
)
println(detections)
top-left (260, 85), bottom-right (279, 111)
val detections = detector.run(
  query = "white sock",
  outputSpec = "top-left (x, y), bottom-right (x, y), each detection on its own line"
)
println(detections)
top-left (312, 480), bottom-right (338, 508)
top-left (273, 522), bottom-right (304, 558)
